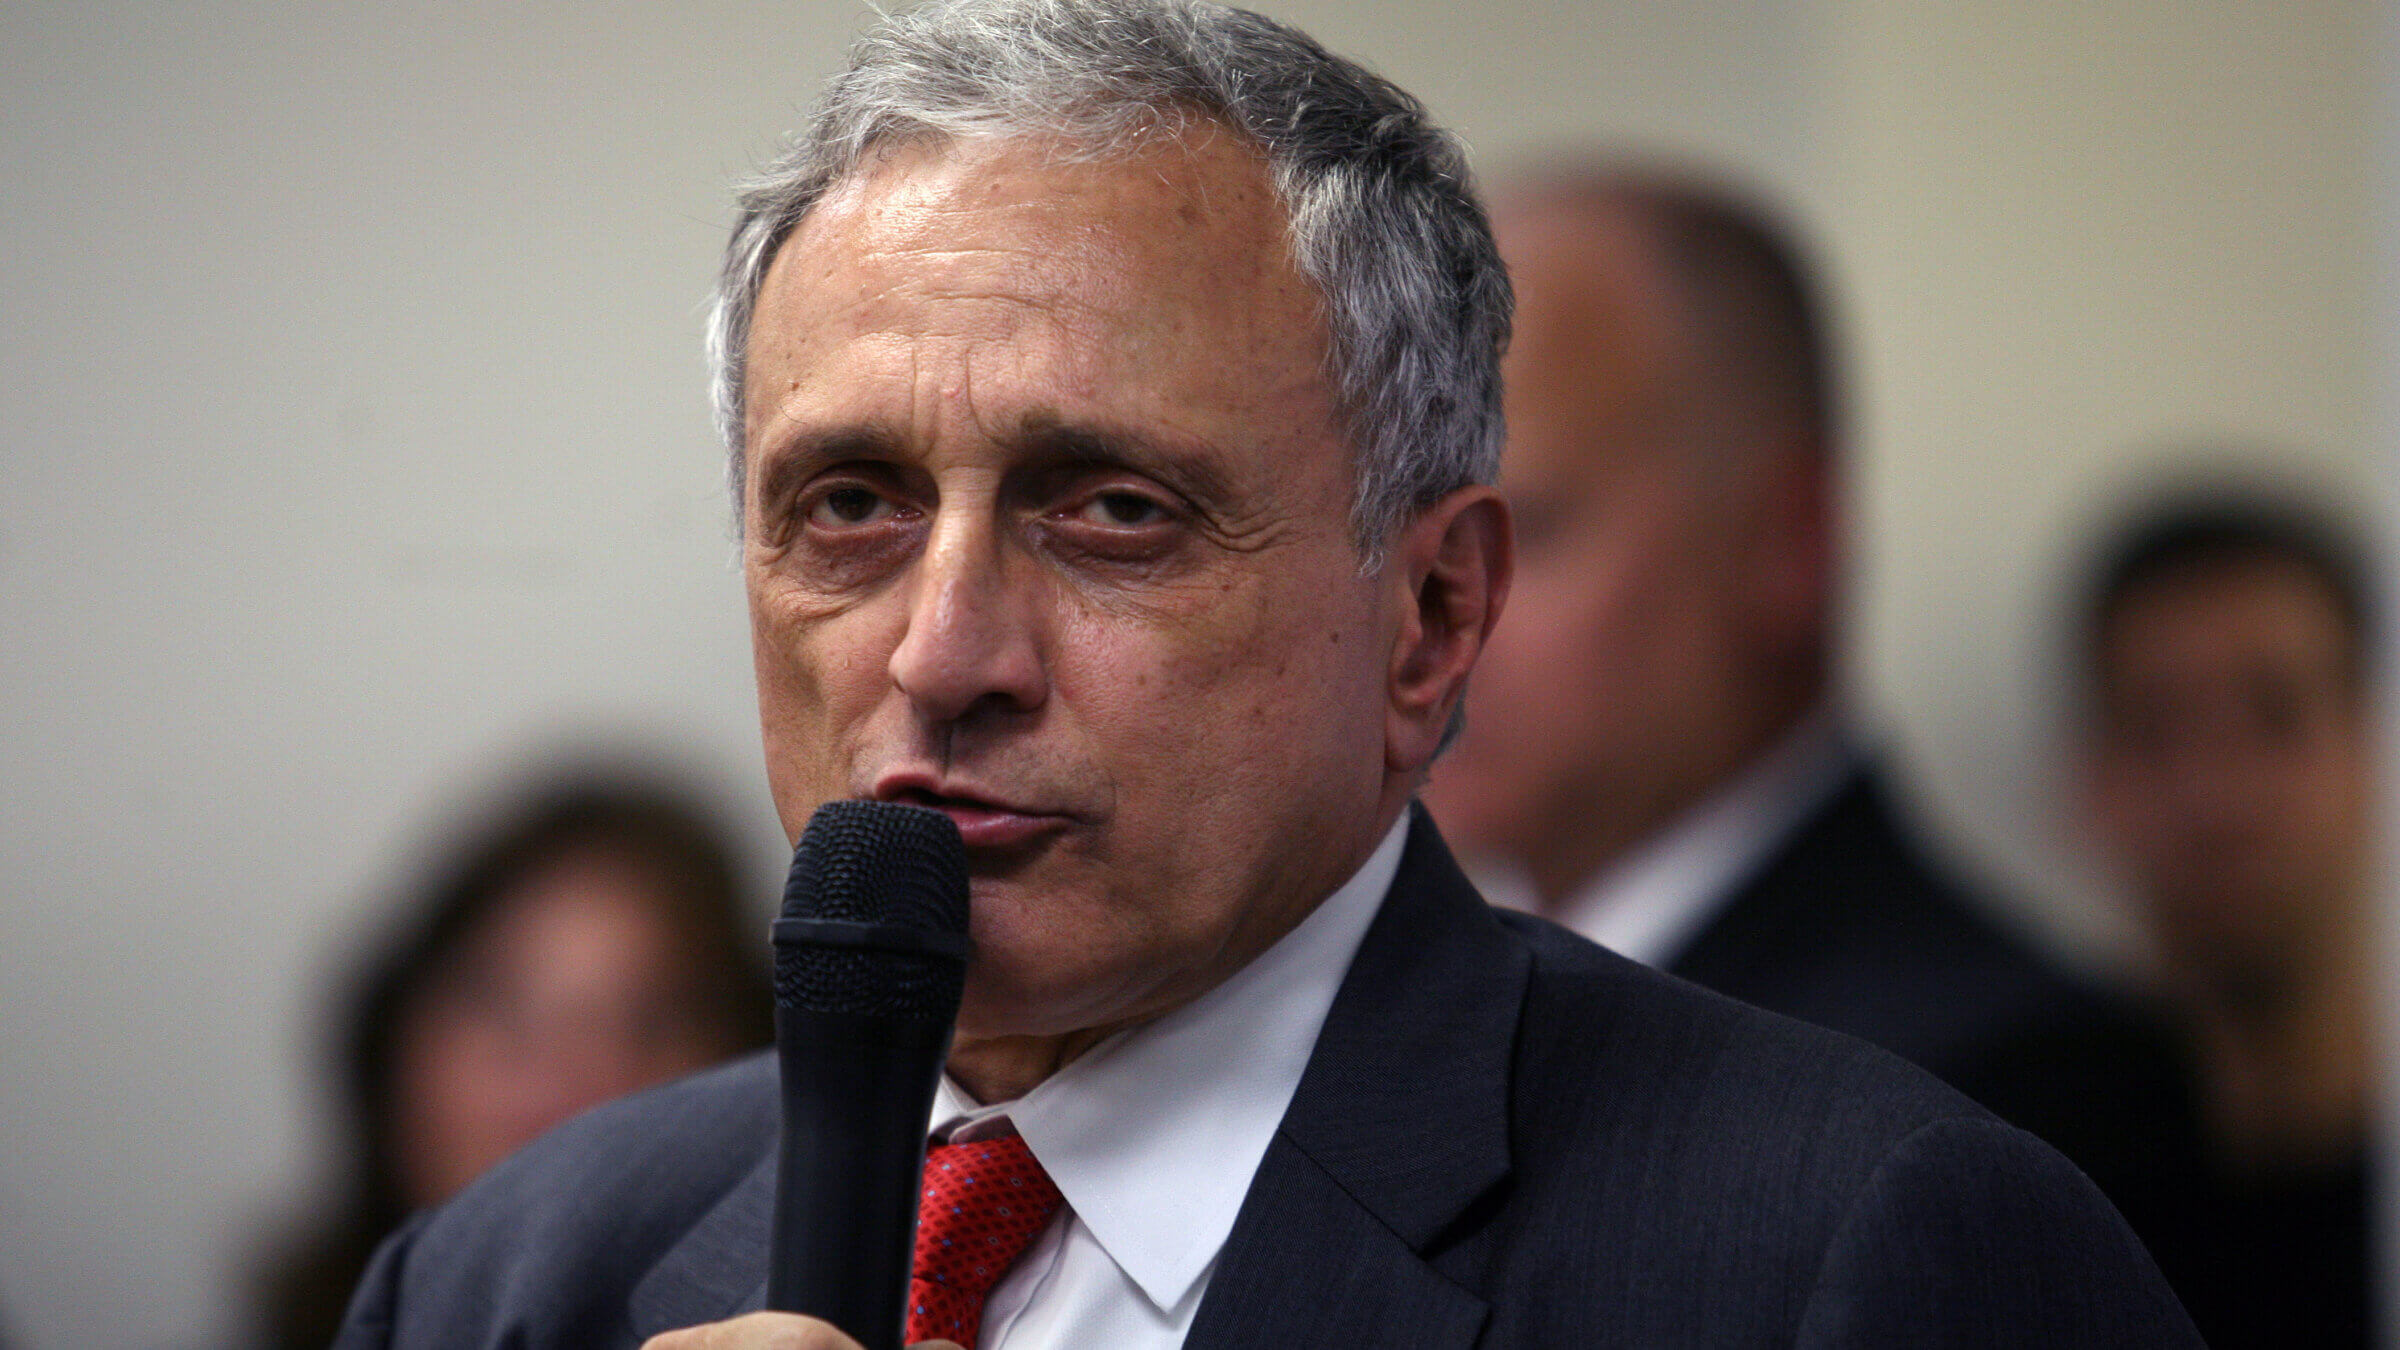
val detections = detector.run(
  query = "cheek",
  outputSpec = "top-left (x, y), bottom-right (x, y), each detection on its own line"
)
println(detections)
top-left (1063, 568), bottom-right (1382, 795)
top-left (1480, 579), bottom-right (1591, 700)
top-left (749, 584), bottom-right (904, 818)
top-left (1051, 595), bottom-right (1251, 773)
top-left (2095, 756), bottom-right (2177, 834)
top-left (1479, 558), bottom-right (1653, 727)
top-left (389, 1016), bottom-right (508, 1195)
top-left (2268, 743), bottom-right (2369, 846)
top-left (2090, 777), bottom-right (2165, 857)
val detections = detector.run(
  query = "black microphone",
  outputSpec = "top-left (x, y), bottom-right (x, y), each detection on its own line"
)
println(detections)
top-left (766, 799), bottom-right (971, 1349)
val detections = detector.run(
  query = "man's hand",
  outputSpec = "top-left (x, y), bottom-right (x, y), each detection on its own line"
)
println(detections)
top-left (640, 1312), bottom-right (963, 1350)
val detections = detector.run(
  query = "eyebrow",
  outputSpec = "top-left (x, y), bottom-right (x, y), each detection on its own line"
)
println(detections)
top-left (752, 427), bottom-right (906, 518)
top-left (1006, 412), bottom-right (1240, 510)
top-left (752, 411), bottom-right (1244, 514)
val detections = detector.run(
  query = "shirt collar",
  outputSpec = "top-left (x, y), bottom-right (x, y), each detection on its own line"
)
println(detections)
top-left (1552, 707), bottom-right (1855, 967)
top-left (930, 811), bottom-right (1411, 1314)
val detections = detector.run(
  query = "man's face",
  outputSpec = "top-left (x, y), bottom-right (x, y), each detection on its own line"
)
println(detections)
top-left (2082, 558), bottom-right (2372, 975)
top-left (739, 130), bottom-right (1407, 1041)
top-left (1421, 203), bottom-right (1805, 898)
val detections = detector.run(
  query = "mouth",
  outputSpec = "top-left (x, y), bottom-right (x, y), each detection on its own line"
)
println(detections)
top-left (869, 774), bottom-right (1078, 851)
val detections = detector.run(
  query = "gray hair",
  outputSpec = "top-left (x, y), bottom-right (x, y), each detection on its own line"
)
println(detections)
top-left (706, 0), bottom-right (1510, 560)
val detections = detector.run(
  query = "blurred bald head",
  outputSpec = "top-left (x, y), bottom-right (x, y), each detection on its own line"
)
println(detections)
top-left (1513, 170), bottom-right (1832, 450)
top-left (1422, 168), bottom-right (1841, 905)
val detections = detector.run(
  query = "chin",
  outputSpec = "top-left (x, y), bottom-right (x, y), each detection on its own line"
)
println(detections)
top-left (953, 947), bottom-right (1135, 1041)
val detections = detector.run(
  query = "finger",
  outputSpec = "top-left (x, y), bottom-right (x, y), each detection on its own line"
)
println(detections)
top-left (641, 1311), bottom-right (867, 1350)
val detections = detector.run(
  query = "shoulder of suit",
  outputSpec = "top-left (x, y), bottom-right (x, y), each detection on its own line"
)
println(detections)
top-left (380, 1051), bottom-right (777, 1313)
top-left (468, 1047), bottom-right (777, 1208)
top-left (1495, 905), bottom-right (1999, 1174)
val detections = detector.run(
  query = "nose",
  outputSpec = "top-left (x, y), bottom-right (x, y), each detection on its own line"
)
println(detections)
top-left (887, 509), bottom-right (1049, 726)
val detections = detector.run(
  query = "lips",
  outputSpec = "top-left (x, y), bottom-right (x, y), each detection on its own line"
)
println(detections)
top-left (869, 774), bottom-right (1077, 850)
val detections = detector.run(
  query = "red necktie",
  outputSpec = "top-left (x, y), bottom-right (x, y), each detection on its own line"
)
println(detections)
top-left (906, 1134), bottom-right (1065, 1349)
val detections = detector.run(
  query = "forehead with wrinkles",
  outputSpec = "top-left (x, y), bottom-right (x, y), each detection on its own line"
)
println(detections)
top-left (744, 128), bottom-right (1336, 458)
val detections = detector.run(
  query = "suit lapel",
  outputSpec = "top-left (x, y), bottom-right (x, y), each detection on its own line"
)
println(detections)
top-left (1184, 1134), bottom-right (1490, 1348)
top-left (1187, 804), bottom-right (1525, 1349)
top-left (627, 1154), bottom-right (773, 1338)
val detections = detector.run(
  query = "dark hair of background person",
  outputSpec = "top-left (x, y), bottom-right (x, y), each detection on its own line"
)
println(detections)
top-left (2074, 490), bottom-right (2375, 697)
top-left (248, 776), bottom-right (774, 1349)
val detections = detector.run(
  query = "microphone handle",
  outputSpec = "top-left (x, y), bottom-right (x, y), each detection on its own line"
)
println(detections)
top-left (767, 1006), bottom-right (955, 1350)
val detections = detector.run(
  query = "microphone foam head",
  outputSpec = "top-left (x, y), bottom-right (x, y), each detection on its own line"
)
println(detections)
top-left (774, 799), bottom-right (969, 1022)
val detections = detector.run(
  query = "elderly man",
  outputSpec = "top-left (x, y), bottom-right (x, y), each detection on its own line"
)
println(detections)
top-left (335, 3), bottom-right (2197, 1347)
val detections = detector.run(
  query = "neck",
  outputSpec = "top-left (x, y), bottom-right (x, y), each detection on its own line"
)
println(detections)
top-left (2176, 898), bottom-right (2371, 1171)
top-left (945, 1023), bottom-right (1127, 1105)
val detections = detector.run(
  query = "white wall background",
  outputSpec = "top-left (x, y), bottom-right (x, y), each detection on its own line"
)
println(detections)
top-left (0, 3), bottom-right (2371, 1346)
top-left (1825, 0), bottom-right (2374, 960)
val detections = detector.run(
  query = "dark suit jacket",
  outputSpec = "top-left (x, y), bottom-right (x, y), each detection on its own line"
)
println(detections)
top-left (1668, 764), bottom-right (2201, 1196)
top-left (337, 806), bottom-right (2199, 1348)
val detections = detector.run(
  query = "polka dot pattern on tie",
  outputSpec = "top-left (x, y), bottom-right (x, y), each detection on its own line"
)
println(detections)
top-left (906, 1133), bottom-right (1064, 1350)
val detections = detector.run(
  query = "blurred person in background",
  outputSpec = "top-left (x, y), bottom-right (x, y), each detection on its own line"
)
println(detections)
top-left (247, 775), bottom-right (773, 1349)
top-left (1420, 165), bottom-right (2192, 1201)
top-left (2073, 491), bottom-right (2376, 1347)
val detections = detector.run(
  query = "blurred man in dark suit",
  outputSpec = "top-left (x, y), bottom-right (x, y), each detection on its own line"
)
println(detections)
top-left (2075, 492), bottom-right (2376, 1347)
top-left (1422, 168), bottom-right (2193, 1192)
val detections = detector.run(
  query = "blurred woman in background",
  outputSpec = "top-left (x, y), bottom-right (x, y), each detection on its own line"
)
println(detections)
top-left (250, 775), bottom-right (773, 1348)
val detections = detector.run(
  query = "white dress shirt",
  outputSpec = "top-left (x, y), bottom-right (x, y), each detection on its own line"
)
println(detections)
top-left (924, 812), bottom-right (1411, 1350)
top-left (1475, 709), bottom-right (1854, 968)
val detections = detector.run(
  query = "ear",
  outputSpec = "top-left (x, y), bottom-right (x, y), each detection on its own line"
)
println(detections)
top-left (1386, 485), bottom-right (1513, 775)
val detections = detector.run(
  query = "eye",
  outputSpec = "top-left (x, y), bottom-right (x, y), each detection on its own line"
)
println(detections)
top-left (807, 483), bottom-right (899, 528)
top-left (1024, 469), bottom-right (1191, 571)
top-left (1073, 489), bottom-right (1171, 529)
